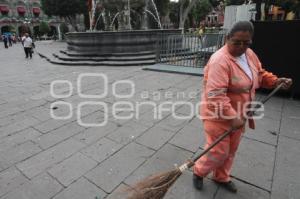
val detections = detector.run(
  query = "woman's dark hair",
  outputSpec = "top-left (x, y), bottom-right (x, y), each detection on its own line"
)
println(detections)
top-left (227, 21), bottom-right (254, 38)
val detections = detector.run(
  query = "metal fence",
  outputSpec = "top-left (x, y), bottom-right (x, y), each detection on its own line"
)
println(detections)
top-left (156, 31), bottom-right (226, 68)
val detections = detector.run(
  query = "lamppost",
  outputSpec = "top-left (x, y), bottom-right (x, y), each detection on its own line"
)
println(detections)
top-left (23, 0), bottom-right (30, 17)
top-left (127, 0), bottom-right (131, 30)
top-left (23, 17), bottom-right (31, 34)
top-left (23, 0), bottom-right (32, 35)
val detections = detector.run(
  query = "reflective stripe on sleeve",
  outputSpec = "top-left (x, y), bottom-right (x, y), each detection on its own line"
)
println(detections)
top-left (207, 88), bottom-right (228, 98)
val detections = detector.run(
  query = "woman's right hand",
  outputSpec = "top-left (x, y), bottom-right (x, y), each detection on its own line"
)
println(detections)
top-left (231, 118), bottom-right (245, 130)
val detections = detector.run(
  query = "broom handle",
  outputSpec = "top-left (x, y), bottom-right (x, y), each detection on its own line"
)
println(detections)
top-left (189, 83), bottom-right (283, 166)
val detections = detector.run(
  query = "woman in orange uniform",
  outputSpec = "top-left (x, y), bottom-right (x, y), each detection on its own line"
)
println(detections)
top-left (193, 21), bottom-right (292, 193)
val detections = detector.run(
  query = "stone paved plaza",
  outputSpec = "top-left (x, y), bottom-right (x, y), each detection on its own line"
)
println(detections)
top-left (0, 41), bottom-right (300, 199)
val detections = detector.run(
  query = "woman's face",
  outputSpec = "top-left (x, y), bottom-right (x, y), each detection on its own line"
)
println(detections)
top-left (227, 31), bottom-right (252, 57)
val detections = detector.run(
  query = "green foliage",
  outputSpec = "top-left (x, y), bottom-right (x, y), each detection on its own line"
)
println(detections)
top-left (41, 0), bottom-right (87, 17)
top-left (101, 0), bottom-right (145, 11)
top-left (274, 0), bottom-right (300, 13)
top-left (8, 26), bottom-right (16, 33)
top-left (169, 2), bottom-right (180, 28)
top-left (154, 0), bottom-right (170, 16)
top-left (224, 0), bottom-right (245, 5)
top-left (192, 0), bottom-right (212, 24)
top-left (39, 21), bottom-right (50, 35)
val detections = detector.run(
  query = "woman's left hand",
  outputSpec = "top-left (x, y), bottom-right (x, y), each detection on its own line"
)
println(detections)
top-left (276, 78), bottom-right (293, 90)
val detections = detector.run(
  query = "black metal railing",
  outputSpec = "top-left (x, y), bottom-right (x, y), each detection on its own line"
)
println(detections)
top-left (156, 31), bottom-right (226, 68)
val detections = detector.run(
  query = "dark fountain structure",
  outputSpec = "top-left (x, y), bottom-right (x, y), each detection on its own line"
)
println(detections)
top-left (39, 0), bottom-right (182, 66)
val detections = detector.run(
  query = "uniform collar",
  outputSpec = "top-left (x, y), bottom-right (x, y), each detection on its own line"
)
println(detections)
top-left (224, 44), bottom-right (251, 63)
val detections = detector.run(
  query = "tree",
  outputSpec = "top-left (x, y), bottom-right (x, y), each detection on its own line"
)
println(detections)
top-left (41, 0), bottom-right (88, 31)
top-left (179, 0), bottom-right (197, 29)
top-left (154, 0), bottom-right (170, 17)
top-left (224, 0), bottom-right (245, 5)
top-left (274, 0), bottom-right (300, 18)
top-left (192, 0), bottom-right (212, 26)
top-left (178, 0), bottom-right (222, 29)
top-left (39, 21), bottom-right (50, 36)
top-left (169, 1), bottom-right (180, 28)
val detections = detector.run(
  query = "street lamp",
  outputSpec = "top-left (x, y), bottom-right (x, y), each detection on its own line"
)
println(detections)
top-left (23, 0), bottom-right (32, 19)
top-left (127, 0), bottom-right (131, 30)
top-left (23, 17), bottom-right (31, 35)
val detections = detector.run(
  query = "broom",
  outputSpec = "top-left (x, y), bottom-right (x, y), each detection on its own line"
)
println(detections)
top-left (126, 83), bottom-right (284, 199)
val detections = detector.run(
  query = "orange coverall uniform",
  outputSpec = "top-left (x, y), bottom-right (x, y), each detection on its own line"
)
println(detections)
top-left (194, 44), bottom-right (278, 182)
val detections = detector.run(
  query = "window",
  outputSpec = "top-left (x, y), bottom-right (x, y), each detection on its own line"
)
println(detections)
top-left (17, 6), bottom-right (26, 17)
top-left (0, 5), bottom-right (9, 15)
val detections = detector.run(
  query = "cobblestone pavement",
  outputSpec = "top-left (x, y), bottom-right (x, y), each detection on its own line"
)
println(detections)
top-left (0, 41), bottom-right (299, 199)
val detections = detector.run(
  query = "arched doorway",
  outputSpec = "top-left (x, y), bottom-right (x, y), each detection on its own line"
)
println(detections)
top-left (18, 25), bottom-right (31, 37)
top-left (1, 26), bottom-right (10, 35)
top-left (48, 26), bottom-right (57, 37)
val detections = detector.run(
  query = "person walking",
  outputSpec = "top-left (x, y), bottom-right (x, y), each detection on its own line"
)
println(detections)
top-left (22, 33), bottom-right (33, 59)
top-left (8, 35), bottom-right (12, 47)
top-left (193, 21), bottom-right (292, 193)
top-left (3, 35), bottom-right (8, 48)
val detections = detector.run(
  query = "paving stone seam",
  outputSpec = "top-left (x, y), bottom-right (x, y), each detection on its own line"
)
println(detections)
top-left (14, 164), bottom-right (32, 181)
top-left (47, 152), bottom-right (99, 189)
top-left (0, 109), bottom-right (45, 129)
top-left (134, 114), bottom-right (189, 152)
top-left (16, 140), bottom-right (85, 180)
top-left (78, 127), bottom-right (157, 192)
top-left (269, 98), bottom-right (285, 195)
top-left (33, 117), bottom-right (78, 134)
top-left (241, 135), bottom-right (277, 147)
top-left (212, 186), bottom-right (220, 199)
top-left (231, 176), bottom-right (271, 193)
top-left (280, 134), bottom-right (300, 142)
top-left (35, 127), bottom-right (87, 150)
top-left (74, 126), bottom-right (119, 147)
top-left (119, 142), bottom-right (157, 194)
top-left (0, 127), bottom-right (41, 148)
top-left (0, 165), bottom-right (31, 197)
top-left (168, 142), bottom-right (201, 154)
top-left (0, 100), bottom-right (49, 120)
top-left (31, 126), bottom-right (46, 134)
top-left (0, 140), bottom-right (43, 169)
top-left (124, 142), bottom-right (197, 191)
top-left (82, 176), bottom-right (110, 195)
top-left (78, 141), bottom-right (124, 165)
top-left (47, 170), bottom-right (68, 189)
top-left (0, 117), bottom-right (41, 139)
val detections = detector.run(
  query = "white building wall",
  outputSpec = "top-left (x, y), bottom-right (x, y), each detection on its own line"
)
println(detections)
top-left (223, 3), bottom-right (262, 30)
top-left (223, 5), bottom-right (237, 30)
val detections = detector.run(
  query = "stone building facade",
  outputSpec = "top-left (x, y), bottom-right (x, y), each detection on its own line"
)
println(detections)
top-left (0, 0), bottom-right (62, 39)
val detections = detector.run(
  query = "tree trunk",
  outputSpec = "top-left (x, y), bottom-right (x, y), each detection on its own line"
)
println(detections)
top-left (66, 16), bottom-right (78, 32)
top-left (179, 0), bottom-right (198, 30)
top-left (264, 0), bottom-right (271, 21)
top-left (255, 0), bottom-right (262, 21)
top-left (142, 0), bottom-right (149, 30)
top-left (102, 10), bottom-right (108, 30)
top-left (179, 0), bottom-right (184, 30)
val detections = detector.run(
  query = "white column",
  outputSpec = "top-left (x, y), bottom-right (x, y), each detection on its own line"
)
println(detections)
top-left (57, 25), bottom-right (62, 40)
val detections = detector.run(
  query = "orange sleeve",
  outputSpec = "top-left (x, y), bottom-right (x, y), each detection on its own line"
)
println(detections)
top-left (205, 62), bottom-right (237, 119)
top-left (249, 49), bottom-right (278, 89)
top-left (257, 61), bottom-right (278, 89)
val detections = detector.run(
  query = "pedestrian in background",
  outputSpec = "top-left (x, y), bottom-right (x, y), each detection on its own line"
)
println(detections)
top-left (22, 33), bottom-right (33, 59)
top-left (2, 35), bottom-right (8, 48)
top-left (8, 35), bottom-right (12, 47)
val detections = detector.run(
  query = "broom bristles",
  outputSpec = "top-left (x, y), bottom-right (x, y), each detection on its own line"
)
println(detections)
top-left (126, 168), bottom-right (183, 199)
